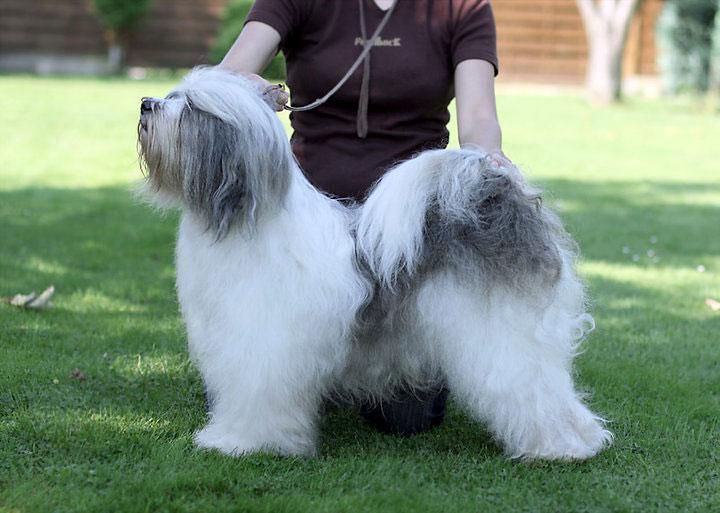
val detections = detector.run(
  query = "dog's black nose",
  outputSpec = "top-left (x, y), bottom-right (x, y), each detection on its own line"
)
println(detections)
top-left (141, 97), bottom-right (157, 114)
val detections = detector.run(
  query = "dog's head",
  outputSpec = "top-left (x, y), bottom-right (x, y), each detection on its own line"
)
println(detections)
top-left (138, 67), bottom-right (292, 240)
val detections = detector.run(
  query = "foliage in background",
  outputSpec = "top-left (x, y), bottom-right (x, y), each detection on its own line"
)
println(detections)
top-left (91, 0), bottom-right (153, 71)
top-left (210, 0), bottom-right (286, 80)
top-left (656, 0), bottom-right (719, 93)
top-left (91, 0), bottom-right (152, 32)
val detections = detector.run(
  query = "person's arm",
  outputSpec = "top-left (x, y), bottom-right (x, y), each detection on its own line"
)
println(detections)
top-left (218, 21), bottom-right (288, 111)
top-left (219, 21), bottom-right (281, 74)
top-left (454, 59), bottom-right (511, 168)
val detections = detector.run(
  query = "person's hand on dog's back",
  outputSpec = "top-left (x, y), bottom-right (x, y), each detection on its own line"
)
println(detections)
top-left (487, 150), bottom-right (513, 170)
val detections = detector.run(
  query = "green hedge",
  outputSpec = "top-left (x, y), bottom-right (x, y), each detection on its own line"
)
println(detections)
top-left (210, 0), bottom-right (286, 80)
top-left (92, 0), bottom-right (152, 32)
top-left (657, 0), bottom-right (719, 93)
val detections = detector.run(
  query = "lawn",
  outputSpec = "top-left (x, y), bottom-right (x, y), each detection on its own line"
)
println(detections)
top-left (1, 74), bottom-right (719, 513)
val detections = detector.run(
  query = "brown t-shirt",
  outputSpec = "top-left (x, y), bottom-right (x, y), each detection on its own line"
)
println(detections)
top-left (247, 0), bottom-right (498, 200)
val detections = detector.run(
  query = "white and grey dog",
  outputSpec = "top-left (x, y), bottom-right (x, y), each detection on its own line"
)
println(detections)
top-left (138, 67), bottom-right (612, 460)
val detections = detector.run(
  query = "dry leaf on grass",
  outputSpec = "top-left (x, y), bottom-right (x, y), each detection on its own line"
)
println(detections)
top-left (1, 286), bottom-right (55, 309)
top-left (70, 368), bottom-right (86, 382)
top-left (705, 298), bottom-right (720, 312)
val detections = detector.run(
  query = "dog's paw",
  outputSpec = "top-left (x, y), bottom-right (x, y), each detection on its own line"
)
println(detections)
top-left (194, 425), bottom-right (262, 456)
top-left (511, 416), bottom-right (613, 461)
top-left (194, 423), bottom-right (317, 457)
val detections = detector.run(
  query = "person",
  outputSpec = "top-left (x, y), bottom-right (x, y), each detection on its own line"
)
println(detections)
top-left (217, 0), bottom-right (510, 435)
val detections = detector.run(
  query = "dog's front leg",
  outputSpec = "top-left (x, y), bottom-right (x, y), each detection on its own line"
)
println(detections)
top-left (190, 326), bottom-right (331, 457)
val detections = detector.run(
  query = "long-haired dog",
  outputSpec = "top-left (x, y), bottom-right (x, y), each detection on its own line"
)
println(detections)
top-left (138, 67), bottom-right (612, 460)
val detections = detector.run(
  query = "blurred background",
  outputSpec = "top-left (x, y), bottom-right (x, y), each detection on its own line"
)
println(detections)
top-left (0, 0), bottom-right (718, 100)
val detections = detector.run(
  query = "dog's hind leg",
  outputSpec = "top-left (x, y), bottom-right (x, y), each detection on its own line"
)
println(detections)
top-left (417, 268), bottom-right (612, 461)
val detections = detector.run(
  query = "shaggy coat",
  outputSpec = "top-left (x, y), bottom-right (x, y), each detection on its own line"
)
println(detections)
top-left (138, 68), bottom-right (612, 460)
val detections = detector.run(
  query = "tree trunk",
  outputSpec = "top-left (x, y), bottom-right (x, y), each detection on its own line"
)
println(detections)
top-left (108, 44), bottom-right (124, 73)
top-left (104, 29), bottom-right (125, 74)
top-left (576, 0), bottom-right (642, 104)
top-left (586, 29), bottom-right (625, 103)
top-left (711, 6), bottom-right (720, 98)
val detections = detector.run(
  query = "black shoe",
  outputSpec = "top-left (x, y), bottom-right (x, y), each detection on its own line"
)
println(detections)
top-left (360, 385), bottom-right (449, 436)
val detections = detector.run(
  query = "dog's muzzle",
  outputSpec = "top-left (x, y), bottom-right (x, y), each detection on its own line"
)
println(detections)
top-left (139, 97), bottom-right (158, 131)
top-left (141, 97), bottom-right (158, 114)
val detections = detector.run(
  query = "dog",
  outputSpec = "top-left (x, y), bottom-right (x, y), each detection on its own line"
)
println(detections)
top-left (137, 67), bottom-right (612, 460)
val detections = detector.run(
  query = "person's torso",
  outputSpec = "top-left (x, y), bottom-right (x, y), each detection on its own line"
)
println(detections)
top-left (279, 1), bottom-right (473, 199)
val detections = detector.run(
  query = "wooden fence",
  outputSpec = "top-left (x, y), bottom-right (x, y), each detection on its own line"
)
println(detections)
top-left (0, 0), bottom-right (225, 68)
top-left (494, 0), bottom-right (663, 82)
top-left (0, 0), bottom-right (664, 82)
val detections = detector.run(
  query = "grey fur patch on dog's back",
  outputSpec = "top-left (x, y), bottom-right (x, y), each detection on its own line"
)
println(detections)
top-left (357, 154), bottom-right (571, 327)
top-left (422, 159), bottom-right (568, 289)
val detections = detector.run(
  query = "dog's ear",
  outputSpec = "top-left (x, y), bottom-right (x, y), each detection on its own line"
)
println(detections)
top-left (178, 107), bottom-right (252, 240)
top-left (177, 102), bottom-right (291, 240)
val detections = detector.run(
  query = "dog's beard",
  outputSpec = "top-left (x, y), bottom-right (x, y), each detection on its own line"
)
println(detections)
top-left (138, 103), bottom-right (184, 201)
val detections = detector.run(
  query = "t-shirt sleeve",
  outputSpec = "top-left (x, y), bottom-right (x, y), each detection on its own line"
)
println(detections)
top-left (244, 0), bottom-right (306, 46)
top-left (451, 0), bottom-right (499, 75)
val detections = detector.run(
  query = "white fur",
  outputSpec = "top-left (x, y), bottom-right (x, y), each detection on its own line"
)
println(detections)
top-left (144, 68), bottom-right (612, 460)
top-left (177, 171), bottom-right (368, 455)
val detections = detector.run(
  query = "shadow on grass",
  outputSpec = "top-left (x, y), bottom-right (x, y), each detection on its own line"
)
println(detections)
top-left (2, 179), bottom-right (716, 328)
top-left (1, 180), bottom-right (718, 465)
top-left (3, 179), bottom-right (718, 288)
top-left (539, 178), bottom-right (720, 266)
top-left (0, 185), bottom-right (177, 300)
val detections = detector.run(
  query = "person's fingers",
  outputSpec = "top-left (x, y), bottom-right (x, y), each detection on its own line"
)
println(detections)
top-left (240, 73), bottom-right (287, 111)
top-left (489, 151), bottom-right (513, 169)
top-left (262, 84), bottom-right (289, 112)
top-left (212, 69), bottom-right (288, 112)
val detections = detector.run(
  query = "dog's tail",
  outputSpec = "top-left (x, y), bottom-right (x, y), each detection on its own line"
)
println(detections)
top-left (356, 149), bottom-right (573, 291)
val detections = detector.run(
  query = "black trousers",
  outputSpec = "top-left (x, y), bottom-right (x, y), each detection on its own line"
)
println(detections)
top-left (360, 385), bottom-right (449, 435)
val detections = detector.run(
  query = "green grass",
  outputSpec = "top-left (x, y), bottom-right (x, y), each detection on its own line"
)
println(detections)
top-left (1, 75), bottom-right (719, 513)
